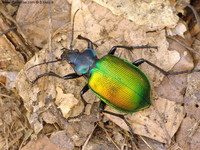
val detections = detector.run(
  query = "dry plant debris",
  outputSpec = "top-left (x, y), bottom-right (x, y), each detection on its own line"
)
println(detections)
top-left (0, 0), bottom-right (199, 149)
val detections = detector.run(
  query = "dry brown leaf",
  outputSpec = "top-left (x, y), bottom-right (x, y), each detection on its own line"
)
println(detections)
top-left (104, 97), bottom-right (185, 143)
top-left (41, 111), bottom-right (58, 124)
top-left (55, 86), bottom-right (79, 118)
top-left (93, 0), bottom-right (179, 30)
top-left (184, 63), bottom-right (200, 120)
top-left (50, 131), bottom-right (74, 150)
top-left (156, 36), bottom-right (195, 103)
top-left (21, 135), bottom-right (72, 150)
top-left (16, 0), bottom-right (71, 48)
top-left (175, 117), bottom-right (200, 150)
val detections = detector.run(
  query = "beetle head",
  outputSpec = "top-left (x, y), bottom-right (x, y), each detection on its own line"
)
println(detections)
top-left (61, 48), bottom-right (80, 64)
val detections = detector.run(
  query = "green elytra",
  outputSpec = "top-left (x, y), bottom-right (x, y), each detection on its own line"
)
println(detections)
top-left (89, 54), bottom-right (151, 113)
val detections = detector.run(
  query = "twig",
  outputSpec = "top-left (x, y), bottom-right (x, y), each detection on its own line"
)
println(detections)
top-left (98, 122), bottom-right (121, 150)
top-left (82, 124), bottom-right (97, 150)
top-left (0, 94), bottom-right (15, 99)
top-left (167, 36), bottom-right (200, 56)
top-left (139, 135), bottom-right (155, 150)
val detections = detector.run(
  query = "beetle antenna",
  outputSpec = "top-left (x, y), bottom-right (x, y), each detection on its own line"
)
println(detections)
top-left (69, 9), bottom-right (80, 50)
top-left (27, 59), bottom-right (62, 71)
top-left (27, 9), bottom-right (80, 71)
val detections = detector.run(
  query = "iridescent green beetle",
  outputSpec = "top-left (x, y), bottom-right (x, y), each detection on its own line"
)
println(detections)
top-left (30, 35), bottom-right (200, 139)
top-left (89, 54), bottom-right (151, 113)
top-left (29, 10), bottom-right (200, 140)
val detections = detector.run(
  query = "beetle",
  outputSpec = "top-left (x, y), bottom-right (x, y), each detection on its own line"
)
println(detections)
top-left (28, 10), bottom-right (200, 142)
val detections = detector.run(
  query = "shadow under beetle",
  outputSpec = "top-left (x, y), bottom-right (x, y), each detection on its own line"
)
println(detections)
top-left (29, 10), bottom-right (200, 142)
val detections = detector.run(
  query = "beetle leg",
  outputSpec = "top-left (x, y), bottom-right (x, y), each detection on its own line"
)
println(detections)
top-left (132, 59), bottom-right (145, 67)
top-left (77, 35), bottom-right (98, 49)
top-left (99, 101), bottom-right (138, 144)
top-left (133, 58), bottom-right (200, 75)
top-left (31, 72), bottom-right (81, 83)
top-left (108, 45), bottom-right (157, 55)
top-left (99, 100), bottom-right (107, 112)
top-left (67, 84), bottom-right (89, 121)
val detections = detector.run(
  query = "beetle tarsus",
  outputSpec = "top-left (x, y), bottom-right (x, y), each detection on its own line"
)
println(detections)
top-left (67, 111), bottom-right (85, 121)
top-left (77, 35), bottom-right (98, 49)
top-left (133, 58), bottom-right (200, 76)
top-left (108, 45), bottom-right (157, 55)
top-left (167, 69), bottom-right (200, 75)
top-left (31, 72), bottom-right (81, 83)
top-left (67, 84), bottom-right (89, 121)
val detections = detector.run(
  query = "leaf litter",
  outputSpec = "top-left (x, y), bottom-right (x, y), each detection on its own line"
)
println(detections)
top-left (0, 0), bottom-right (199, 149)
